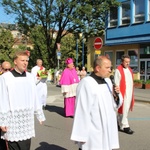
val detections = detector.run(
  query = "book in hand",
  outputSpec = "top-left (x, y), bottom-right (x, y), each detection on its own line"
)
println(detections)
top-left (37, 70), bottom-right (48, 78)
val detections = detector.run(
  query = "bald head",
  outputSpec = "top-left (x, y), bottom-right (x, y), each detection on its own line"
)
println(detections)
top-left (93, 56), bottom-right (111, 68)
top-left (2, 61), bottom-right (11, 73)
top-left (93, 56), bottom-right (112, 78)
top-left (36, 59), bottom-right (43, 67)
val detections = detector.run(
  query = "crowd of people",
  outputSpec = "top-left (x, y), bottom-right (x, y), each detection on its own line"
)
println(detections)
top-left (0, 51), bottom-right (134, 150)
top-left (54, 65), bottom-right (87, 87)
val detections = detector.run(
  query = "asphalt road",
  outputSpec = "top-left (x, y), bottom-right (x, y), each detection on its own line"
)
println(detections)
top-left (30, 84), bottom-right (150, 150)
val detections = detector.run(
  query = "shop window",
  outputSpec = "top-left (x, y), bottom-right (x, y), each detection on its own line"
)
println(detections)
top-left (134, 0), bottom-right (145, 23)
top-left (116, 51), bottom-right (124, 66)
top-left (109, 7), bottom-right (118, 27)
top-left (128, 50), bottom-right (138, 72)
top-left (140, 46), bottom-right (150, 59)
top-left (121, 1), bottom-right (130, 25)
top-left (140, 46), bottom-right (150, 54)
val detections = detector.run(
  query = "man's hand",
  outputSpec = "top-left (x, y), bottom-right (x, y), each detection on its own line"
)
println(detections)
top-left (63, 92), bottom-right (67, 96)
top-left (75, 141), bottom-right (86, 144)
top-left (37, 77), bottom-right (42, 80)
top-left (39, 121), bottom-right (43, 125)
top-left (114, 85), bottom-right (120, 94)
top-left (80, 142), bottom-right (85, 144)
top-left (0, 126), bottom-right (8, 132)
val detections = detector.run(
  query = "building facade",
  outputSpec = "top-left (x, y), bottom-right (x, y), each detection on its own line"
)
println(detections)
top-left (86, 0), bottom-right (150, 81)
top-left (103, 0), bottom-right (150, 81)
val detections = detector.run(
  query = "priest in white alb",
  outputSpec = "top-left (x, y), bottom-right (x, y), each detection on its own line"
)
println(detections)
top-left (31, 59), bottom-right (48, 108)
top-left (114, 54), bottom-right (134, 134)
top-left (71, 56), bottom-right (123, 150)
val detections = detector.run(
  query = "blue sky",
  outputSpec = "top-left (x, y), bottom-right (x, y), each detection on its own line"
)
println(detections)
top-left (0, 6), bottom-right (16, 23)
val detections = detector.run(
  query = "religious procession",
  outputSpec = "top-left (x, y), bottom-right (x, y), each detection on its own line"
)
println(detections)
top-left (0, 48), bottom-right (138, 150)
top-left (1, 0), bottom-right (150, 149)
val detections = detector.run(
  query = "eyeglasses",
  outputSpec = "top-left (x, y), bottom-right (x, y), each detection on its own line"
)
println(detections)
top-left (2, 68), bottom-right (11, 71)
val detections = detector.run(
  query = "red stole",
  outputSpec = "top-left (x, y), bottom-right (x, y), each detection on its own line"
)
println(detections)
top-left (117, 65), bottom-right (134, 114)
top-left (40, 66), bottom-right (44, 70)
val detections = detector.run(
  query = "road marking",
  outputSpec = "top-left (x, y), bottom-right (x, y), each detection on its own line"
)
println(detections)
top-left (129, 117), bottom-right (150, 120)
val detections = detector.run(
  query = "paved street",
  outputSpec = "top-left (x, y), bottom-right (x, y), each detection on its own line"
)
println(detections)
top-left (31, 83), bottom-right (150, 150)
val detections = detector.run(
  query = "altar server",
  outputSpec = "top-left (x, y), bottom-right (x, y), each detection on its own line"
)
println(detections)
top-left (0, 51), bottom-right (45, 150)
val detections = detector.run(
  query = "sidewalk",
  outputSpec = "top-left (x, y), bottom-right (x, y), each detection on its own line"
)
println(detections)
top-left (46, 83), bottom-right (150, 104)
top-left (134, 88), bottom-right (150, 103)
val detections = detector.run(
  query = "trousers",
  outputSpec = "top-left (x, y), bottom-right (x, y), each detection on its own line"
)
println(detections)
top-left (8, 139), bottom-right (31, 150)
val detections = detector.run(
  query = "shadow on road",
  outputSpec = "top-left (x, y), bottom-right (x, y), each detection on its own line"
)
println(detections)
top-left (45, 105), bottom-right (65, 117)
top-left (35, 142), bottom-right (67, 150)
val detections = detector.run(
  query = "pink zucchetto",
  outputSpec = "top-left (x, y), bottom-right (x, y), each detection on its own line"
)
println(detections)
top-left (65, 58), bottom-right (73, 65)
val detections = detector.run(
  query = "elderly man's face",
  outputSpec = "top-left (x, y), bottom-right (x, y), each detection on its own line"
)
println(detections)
top-left (68, 63), bottom-right (74, 69)
top-left (2, 62), bottom-right (11, 73)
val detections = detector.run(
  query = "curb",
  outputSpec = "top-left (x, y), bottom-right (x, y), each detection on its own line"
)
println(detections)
top-left (135, 99), bottom-right (150, 104)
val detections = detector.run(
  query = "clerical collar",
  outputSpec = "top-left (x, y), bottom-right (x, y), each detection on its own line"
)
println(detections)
top-left (90, 72), bottom-right (106, 84)
top-left (11, 69), bottom-right (26, 77)
top-left (121, 64), bottom-right (126, 69)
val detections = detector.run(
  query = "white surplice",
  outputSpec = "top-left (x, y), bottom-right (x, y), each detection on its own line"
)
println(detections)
top-left (31, 66), bottom-right (47, 107)
top-left (71, 76), bottom-right (122, 150)
top-left (0, 71), bottom-right (45, 142)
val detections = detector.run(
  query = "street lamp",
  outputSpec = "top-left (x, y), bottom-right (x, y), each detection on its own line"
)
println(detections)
top-left (56, 43), bottom-right (61, 69)
top-left (79, 33), bottom-right (86, 67)
top-left (82, 37), bottom-right (86, 67)
top-left (76, 37), bottom-right (79, 67)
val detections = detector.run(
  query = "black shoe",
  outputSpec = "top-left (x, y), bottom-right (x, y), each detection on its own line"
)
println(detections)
top-left (118, 124), bottom-right (121, 131)
top-left (117, 121), bottom-right (121, 131)
top-left (123, 127), bottom-right (134, 134)
top-left (42, 106), bottom-right (46, 110)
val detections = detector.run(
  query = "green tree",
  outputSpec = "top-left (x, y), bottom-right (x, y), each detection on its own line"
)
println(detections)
top-left (29, 25), bottom-right (48, 69)
top-left (0, 28), bottom-right (14, 64)
top-left (1, 0), bottom-right (119, 68)
top-left (58, 34), bottom-right (76, 69)
top-left (29, 27), bottom-right (80, 70)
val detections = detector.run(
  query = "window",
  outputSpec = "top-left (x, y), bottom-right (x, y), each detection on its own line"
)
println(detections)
top-left (149, 0), bottom-right (150, 20)
top-left (128, 50), bottom-right (138, 65)
top-left (128, 50), bottom-right (138, 72)
top-left (109, 7), bottom-right (118, 27)
top-left (116, 51), bottom-right (124, 66)
top-left (134, 0), bottom-right (145, 22)
top-left (104, 51), bottom-right (113, 63)
top-left (140, 45), bottom-right (150, 54)
top-left (121, 1), bottom-right (130, 25)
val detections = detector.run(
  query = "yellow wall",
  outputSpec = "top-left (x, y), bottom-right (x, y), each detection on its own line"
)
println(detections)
top-left (87, 36), bottom-right (140, 80)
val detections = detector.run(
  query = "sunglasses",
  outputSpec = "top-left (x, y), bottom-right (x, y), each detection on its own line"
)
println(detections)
top-left (2, 68), bottom-right (11, 71)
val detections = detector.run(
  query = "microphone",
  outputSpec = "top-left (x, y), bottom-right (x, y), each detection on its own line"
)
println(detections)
top-left (110, 75), bottom-right (117, 86)
top-left (110, 75), bottom-right (119, 105)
